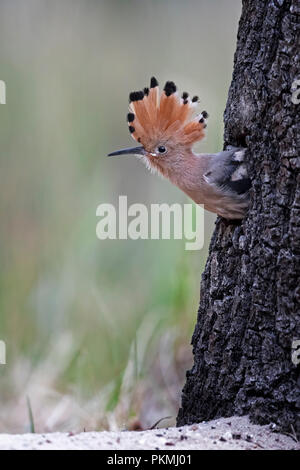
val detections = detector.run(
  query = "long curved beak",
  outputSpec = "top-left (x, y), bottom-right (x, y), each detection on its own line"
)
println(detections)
top-left (107, 145), bottom-right (146, 157)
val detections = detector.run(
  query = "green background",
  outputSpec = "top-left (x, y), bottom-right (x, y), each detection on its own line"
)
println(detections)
top-left (0, 0), bottom-right (241, 432)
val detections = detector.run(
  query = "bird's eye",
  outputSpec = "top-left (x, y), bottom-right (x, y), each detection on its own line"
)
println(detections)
top-left (157, 145), bottom-right (167, 154)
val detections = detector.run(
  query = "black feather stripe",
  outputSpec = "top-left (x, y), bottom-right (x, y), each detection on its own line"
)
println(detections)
top-left (163, 81), bottom-right (177, 96)
top-left (127, 113), bottom-right (135, 122)
top-left (150, 77), bottom-right (158, 88)
top-left (129, 91), bottom-right (144, 102)
top-left (225, 178), bottom-right (251, 195)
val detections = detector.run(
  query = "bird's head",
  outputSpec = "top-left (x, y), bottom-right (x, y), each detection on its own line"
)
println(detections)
top-left (108, 77), bottom-right (208, 177)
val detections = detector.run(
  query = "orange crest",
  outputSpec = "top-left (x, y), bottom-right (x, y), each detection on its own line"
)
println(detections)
top-left (127, 77), bottom-right (208, 151)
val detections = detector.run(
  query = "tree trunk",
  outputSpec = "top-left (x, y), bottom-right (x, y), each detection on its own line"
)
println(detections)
top-left (177, 0), bottom-right (299, 436)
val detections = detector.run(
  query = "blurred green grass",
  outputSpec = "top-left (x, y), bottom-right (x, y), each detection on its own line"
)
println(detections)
top-left (0, 0), bottom-right (241, 432)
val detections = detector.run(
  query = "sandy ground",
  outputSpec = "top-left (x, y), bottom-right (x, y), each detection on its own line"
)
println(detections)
top-left (0, 416), bottom-right (298, 450)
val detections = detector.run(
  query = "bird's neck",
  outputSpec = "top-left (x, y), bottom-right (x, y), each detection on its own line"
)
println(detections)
top-left (149, 150), bottom-right (207, 192)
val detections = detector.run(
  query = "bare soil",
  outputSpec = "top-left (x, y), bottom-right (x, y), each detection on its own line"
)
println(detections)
top-left (0, 415), bottom-right (298, 450)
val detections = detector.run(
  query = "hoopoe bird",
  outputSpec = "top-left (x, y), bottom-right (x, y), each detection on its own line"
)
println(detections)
top-left (108, 77), bottom-right (250, 219)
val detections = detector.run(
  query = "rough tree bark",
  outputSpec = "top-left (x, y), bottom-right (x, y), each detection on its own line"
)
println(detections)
top-left (177, 0), bottom-right (299, 436)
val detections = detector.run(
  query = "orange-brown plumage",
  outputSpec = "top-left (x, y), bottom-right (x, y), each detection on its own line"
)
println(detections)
top-left (128, 78), bottom-right (206, 152)
top-left (108, 77), bottom-right (250, 220)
